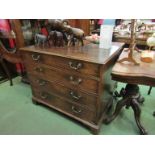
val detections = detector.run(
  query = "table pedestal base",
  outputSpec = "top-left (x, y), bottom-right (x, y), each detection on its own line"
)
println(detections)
top-left (105, 84), bottom-right (148, 135)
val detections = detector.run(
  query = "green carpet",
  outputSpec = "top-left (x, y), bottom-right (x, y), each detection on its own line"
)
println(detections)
top-left (0, 77), bottom-right (154, 135)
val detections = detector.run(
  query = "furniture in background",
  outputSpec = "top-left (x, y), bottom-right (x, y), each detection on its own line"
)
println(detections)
top-left (105, 48), bottom-right (155, 134)
top-left (113, 20), bottom-right (155, 48)
top-left (20, 42), bottom-right (124, 134)
top-left (0, 20), bottom-right (26, 84)
top-left (113, 34), bottom-right (148, 46)
top-left (68, 19), bottom-right (97, 35)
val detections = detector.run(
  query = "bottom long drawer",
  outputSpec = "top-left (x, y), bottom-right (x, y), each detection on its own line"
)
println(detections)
top-left (32, 88), bottom-right (97, 123)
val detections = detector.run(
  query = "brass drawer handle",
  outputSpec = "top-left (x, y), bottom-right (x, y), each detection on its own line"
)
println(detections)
top-left (69, 61), bottom-right (82, 70)
top-left (36, 79), bottom-right (46, 86)
top-left (32, 54), bottom-right (40, 61)
top-left (69, 76), bottom-right (82, 85)
top-left (40, 92), bottom-right (48, 99)
top-left (35, 67), bottom-right (44, 72)
top-left (71, 106), bottom-right (82, 114)
top-left (70, 91), bottom-right (82, 100)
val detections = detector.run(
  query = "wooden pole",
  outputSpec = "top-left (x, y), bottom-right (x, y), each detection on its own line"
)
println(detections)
top-left (10, 20), bottom-right (25, 50)
top-left (118, 19), bottom-right (139, 65)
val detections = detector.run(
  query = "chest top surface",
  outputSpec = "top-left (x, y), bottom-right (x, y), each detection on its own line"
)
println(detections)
top-left (20, 42), bottom-right (124, 65)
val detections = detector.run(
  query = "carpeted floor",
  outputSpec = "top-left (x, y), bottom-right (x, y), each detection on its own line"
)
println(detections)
top-left (0, 77), bottom-right (154, 135)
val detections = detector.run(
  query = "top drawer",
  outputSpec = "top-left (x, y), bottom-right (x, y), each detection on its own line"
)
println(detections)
top-left (22, 52), bottom-right (100, 77)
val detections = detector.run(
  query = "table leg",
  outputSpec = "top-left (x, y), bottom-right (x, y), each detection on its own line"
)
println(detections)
top-left (105, 98), bottom-right (128, 123)
top-left (105, 84), bottom-right (147, 135)
top-left (131, 99), bottom-right (147, 135)
top-left (148, 86), bottom-right (152, 95)
top-left (147, 87), bottom-right (155, 117)
top-left (0, 57), bottom-right (13, 86)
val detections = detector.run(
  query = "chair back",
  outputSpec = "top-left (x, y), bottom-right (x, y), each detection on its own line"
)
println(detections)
top-left (0, 20), bottom-right (24, 63)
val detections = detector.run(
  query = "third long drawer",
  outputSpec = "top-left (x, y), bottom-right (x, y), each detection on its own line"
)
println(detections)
top-left (29, 74), bottom-right (98, 111)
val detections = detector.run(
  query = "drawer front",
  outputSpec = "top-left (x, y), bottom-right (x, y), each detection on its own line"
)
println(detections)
top-left (26, 63), bottom-right (99, 94)
top-left (29, 74), bottom-right (97, 111)
top-left (22, 52), bottom-right (100, 77)
top-left (32, 88), bottom-right (96, 123)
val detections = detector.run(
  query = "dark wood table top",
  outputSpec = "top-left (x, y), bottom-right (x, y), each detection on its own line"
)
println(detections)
top-left (112, 49), bottom-right (155, 86)
top-left (20, 42), bottom-right (124, 65)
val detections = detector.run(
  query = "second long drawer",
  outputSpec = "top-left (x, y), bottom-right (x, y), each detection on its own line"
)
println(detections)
top-left (26, 63), bottom-right (99, 94)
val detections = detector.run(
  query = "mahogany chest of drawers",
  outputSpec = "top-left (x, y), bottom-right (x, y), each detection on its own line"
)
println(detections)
top-left (20, 42), bottom-right (124, 134)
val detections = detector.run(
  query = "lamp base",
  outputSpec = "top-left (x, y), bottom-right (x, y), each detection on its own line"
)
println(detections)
top-left (118, 57), bottom-right (139, 65)
top-left (118, 44), bottom-right (140, 65)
